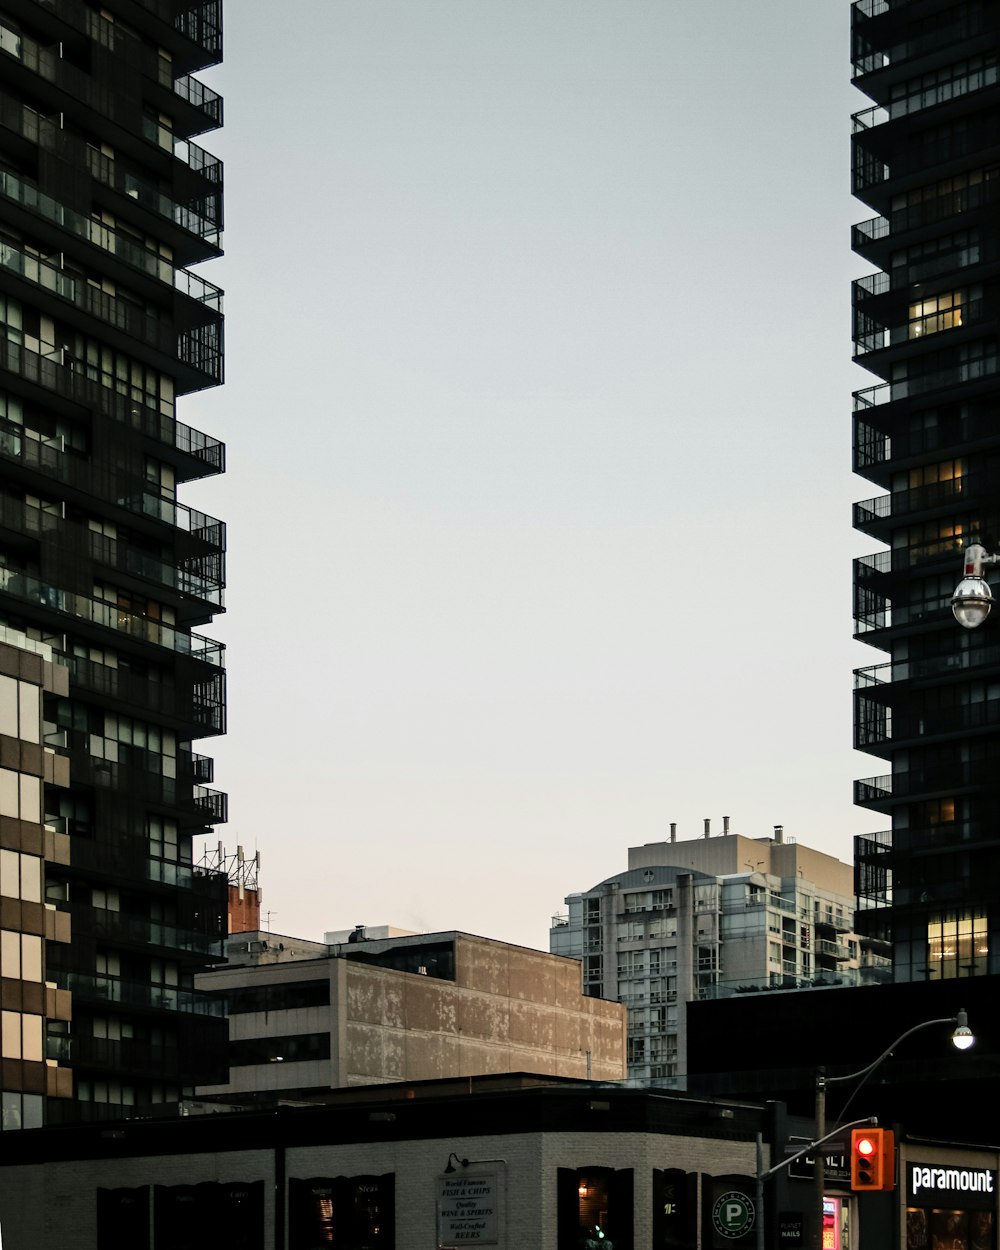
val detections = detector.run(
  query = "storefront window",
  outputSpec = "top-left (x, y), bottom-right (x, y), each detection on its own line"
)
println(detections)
top-left (907, 1207), bottom-right (993, 1250)
top-left (906, 1162), bottom-right (996, 1250)
top-left (557, 1167), bottom-right (633, 1250)
top-left (288, 1174), bottom-right (394, 1250)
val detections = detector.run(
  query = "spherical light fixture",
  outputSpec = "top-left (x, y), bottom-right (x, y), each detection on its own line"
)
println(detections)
top-left (952, 576), bottom-right (993, 629)
top-left (952, 545), bottom-right (998, 629)
top-left (951, 1009), bottom-right (974, 1051)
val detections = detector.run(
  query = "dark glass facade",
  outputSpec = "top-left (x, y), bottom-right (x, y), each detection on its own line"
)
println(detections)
top-left (0, 0), bottom-right (228, 1119)
top-left (851, 0), bottom-right (1000, 980)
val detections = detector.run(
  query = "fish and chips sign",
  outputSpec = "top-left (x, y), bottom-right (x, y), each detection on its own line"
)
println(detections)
top-left (437, 1172), bottom-right (500, 1247)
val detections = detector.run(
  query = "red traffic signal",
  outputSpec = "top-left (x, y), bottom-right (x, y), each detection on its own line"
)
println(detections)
top-left (850, 1128), bottom-right (895, 1192)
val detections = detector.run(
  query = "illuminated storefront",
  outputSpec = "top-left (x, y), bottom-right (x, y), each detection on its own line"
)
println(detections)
top-left (904, 1157), bottom-right (996, 1250)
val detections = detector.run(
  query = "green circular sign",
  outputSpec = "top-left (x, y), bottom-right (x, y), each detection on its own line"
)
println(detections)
top-left (712, 1191), bottom-right (755, 1239)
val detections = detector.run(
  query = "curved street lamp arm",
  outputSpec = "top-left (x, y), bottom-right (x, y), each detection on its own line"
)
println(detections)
top-left (822, 1015), bottom-right (959, 1127)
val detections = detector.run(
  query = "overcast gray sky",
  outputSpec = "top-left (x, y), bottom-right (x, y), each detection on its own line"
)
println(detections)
top-left (185, 2), bottom-right (874, 949)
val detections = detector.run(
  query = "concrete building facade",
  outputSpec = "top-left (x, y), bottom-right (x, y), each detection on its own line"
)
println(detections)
top-left (0, 629), bottom-right (72, 1128)
top-left (550, 824), bottom-right (889, 1085)
top-left (196, 929), bottom-right (626, 1103)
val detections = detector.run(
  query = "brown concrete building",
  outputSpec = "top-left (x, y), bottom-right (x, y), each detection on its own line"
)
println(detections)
top-left (0, 629), bottom-right (72, 1127)
top-left (195, 928), bottom-right (626, 1103)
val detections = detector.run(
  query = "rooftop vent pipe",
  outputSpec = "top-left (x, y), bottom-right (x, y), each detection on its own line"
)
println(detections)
top-left (774, 825), bottom-right (784, 844)
top-left (704, 819), bottom-right (710, 838)
top-left (670, 823), bottom-right (677, 843)
top-left (723, 816), bottom-right (730, 836)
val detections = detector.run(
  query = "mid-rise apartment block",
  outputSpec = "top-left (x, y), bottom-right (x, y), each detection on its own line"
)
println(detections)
top-left (0, 0), bottom-right (229, 1122)
top-left (551, 824), bottom-right (887, 1084)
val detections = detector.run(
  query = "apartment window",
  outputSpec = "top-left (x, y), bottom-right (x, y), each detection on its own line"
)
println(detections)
top-left (148, 815), bottom-right (179, 861)
top-left (1, 1010), bottom-right (42, 1060)
top-left (927, 909), bottom-right (987, 977)
top-left (229, 1032), bottom-right (330, 1066)
top-left (227, 980), bottom-right (330, 1015)
top-left (0, 674), bottom-right (39, 742)
top-left (0, 930), bottom-right (41, 980)
top-left (0, 1091), bottom-right (41, 1131)
top-left (0, 768), bottom-right (40, 821)
top-left (909, 291), bottom-right (965, 338)
top-left (0, 849), bottom-right (41, 901)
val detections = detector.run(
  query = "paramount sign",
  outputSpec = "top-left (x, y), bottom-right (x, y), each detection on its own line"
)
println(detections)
top-left (909, 1165), bottom-right (996, 1202)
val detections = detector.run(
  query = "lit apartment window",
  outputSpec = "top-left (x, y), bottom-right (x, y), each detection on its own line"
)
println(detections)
top-left (909, 291), bottom-right (963, 338)
top-left (927, 910), bottom-right (987, 977)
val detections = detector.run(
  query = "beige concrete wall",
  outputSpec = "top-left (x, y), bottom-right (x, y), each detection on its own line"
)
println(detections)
top-left (344, 938), bottom-right (625, 1086)
top-left (628, 834), bottom-right (853, 895)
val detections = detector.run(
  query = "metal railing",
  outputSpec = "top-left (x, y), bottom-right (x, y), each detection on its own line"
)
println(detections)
top-left (115, 491), bottom-right (225, 550)
top-left (0, 568), bottom-right (224, 666)
top-left (853, 476), bottom-right (968, 528)
top-left (0, 170), bottom-right (223, 310)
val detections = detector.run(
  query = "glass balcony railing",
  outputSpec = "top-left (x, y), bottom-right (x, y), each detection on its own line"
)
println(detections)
top-left (54, 972), bottom-right (224, 1016)
top-left (853, 298), bottom-right (982, 357)
top-left (0, 568), bottom-right (224, 666)
top-left (852, 60), bottom-right (999, 131)
top-left (115, 491), bottom-right (225, 551)
top-left (855, 647), bottom-right (1000, 688)
top-left (0, 170), bottom-right (223, 311)
top-left (854, 177), bottom-right (999, 254)
top-left (87, 531), bottom-right (224, 608)
top-left (853, 477), bottom-right (968, 528)
top-left (85, 146), bottom-right (221, 247)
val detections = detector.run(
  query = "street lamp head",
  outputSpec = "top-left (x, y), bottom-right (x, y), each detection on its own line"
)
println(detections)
top-left (952, 1008), bottom-right (974, 1051)
top-left (953, 545), bottom-right (997, 629)
top-left (952, 576), bottom-right (993, 629)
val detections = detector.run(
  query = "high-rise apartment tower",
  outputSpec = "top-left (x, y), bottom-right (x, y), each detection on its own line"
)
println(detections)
top-left (851, 0), bottom-right (1000, 981)
top-left (0, 0), bottom-right (228, 1122)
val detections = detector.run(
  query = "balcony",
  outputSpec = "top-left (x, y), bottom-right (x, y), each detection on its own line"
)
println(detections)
top-left (0, 372), bottom-right (222, 484)
top-left (0, 169), bottom-right (223, 312)
top-left (856, 695), bottom-right (1000, 751)
top-left (88, 534), bottom-right (224, 612)
top-left (0, 568), bottom-right (224, 666)
top-left (853, 175), bottom-right (1000, 261)
top-left (54, 972), bottom-right (224, 1016)
top-left (853, 476), bottom-right (968, 534)
top-left (65, 654), bottom-right (225, 736)
top-left (86, 147), bottom-right (221, 255)
top-left (853, 297), bottom-right (982, 359)
top-left (68, 754), bottom-right (228, 826)
top-left (814, 938), bottom-right (850, 961)
top-left (33, 0), bottom-right (222, 137)
top-left (855, 762), bottom-right (986, 808)
top-left (115, 492), bottom-right (224, 553)
top-left (855, 647), bottom-right (1000, 689)
top-left (77, 908), bottom-right (223, 958)
top-left (853, 347), bottom-right (1000, 410)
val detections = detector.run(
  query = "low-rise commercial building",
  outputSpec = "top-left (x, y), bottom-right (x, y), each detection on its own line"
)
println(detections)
top-left (196, 928), bottom-right (626, 1103)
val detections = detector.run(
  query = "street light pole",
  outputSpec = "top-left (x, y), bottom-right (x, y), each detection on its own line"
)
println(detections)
top-left (757, 1118), bottom-right (876, 1250)
top-left (811, 1011), bottom-right (973, 1250)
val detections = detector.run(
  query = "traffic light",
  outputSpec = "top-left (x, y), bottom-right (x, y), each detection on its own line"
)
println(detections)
top-left (851, 1128), bottom-right (895, 1192)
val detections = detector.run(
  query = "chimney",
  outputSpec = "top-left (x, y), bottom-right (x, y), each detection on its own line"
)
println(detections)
top-left (774, 825), bottom-right (784, 844)
top-left (704, 818), bottom-right (711, 839)
top-left (670, 822), bottom-right (677, 843)
top-left (723, 816), bottom-right (730, 836)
